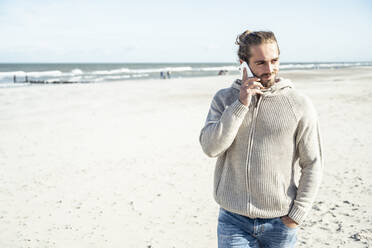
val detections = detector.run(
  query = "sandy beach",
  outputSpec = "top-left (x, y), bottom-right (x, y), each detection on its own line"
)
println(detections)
top-left (0, 66), bottom-right (371, 247)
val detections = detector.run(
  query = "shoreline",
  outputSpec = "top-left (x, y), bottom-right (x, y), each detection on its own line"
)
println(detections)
top-left (1, 65), bottom-right (372, 88)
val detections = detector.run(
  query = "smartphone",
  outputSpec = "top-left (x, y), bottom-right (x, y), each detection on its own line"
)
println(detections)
top-left (239, 61), bottom-right (268, 93)
top-left (239, 61), bottom-right (254, 80)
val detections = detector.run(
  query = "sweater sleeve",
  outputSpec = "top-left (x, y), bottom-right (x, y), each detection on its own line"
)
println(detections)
top-left (199, 92), bottom-right (249, 158)
top-left (288, 97), bottom-right (324, 225)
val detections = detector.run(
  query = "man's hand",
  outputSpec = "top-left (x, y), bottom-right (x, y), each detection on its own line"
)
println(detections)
top-left (239, 67), bottom-right (264, 107)
top-left (280, 215), bottom-right (299, 228)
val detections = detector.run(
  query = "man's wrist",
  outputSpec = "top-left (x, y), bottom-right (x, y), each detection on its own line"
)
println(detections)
top-left (238, 98), bottom-right (248, 107)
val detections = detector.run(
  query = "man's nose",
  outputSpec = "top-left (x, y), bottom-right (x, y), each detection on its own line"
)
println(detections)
top-left (263, 63), bottom-right (274, 74)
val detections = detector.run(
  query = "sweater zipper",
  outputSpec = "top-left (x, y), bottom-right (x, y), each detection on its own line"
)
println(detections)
top-left (246, 94), bottom-right (263, 214)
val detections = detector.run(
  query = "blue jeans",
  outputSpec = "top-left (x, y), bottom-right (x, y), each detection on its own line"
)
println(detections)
top-left (217, 207), bottom-right (298, 248)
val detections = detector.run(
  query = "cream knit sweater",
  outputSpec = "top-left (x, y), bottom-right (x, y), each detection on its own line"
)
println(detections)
top-left (199, 77), bottom-right (323, 225)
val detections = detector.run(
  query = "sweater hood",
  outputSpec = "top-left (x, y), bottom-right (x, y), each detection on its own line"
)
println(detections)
top-left (231, 77), bottom-right (294, 96)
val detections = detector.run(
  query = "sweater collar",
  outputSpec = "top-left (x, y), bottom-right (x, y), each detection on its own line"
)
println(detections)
top-left (231, 77), bottom-right (294, 96)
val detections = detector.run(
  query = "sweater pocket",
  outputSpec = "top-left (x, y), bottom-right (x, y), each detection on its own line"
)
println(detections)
top-left (216, 164), bottom-right (227, 198)
top-left (278, 174), bottom-right (290, 210)
top-left (214, 156), bottom-right (227, 198)
top-left (281, 174), bottom-right (297, 209)
top-left (282, 181), bottom-right (289, 209)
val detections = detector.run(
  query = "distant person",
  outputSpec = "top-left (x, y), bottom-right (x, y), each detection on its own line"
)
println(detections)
top-left (199, 30), bottom-right (323, 247)
top-left (160, 71), bottom-right (165, 79)
top-left (13, 75), bottom-right (16, 83)
top-left (218, 70), bottom-right (228, 75)
top-left (167, 71), bottom-right (171, 79)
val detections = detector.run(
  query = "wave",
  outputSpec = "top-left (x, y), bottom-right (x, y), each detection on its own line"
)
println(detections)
top-left (92, 68), bottom-right (131, 75)
top-left (68, 76), bottom-right (83, 82)
top-left (103, 75), bottom-right (131, 80)
top-left (70, 69), bottom-right (83, 75)
top-left (0, 71), bottom-right (26, 78)
top-left (196, 66), bottom-right (239, 71)
top-left (0, 68), bottom-right (84, 79)
top-left (131, 66), bottom-right (193, 73)
top-left (90, 66), bottom-right (193, 75)
top-left (279, 62), bottom-right (372, 70)
top-left (101, 74), bottom-right (149, 80)
top-left (0, 70), bottom-right (63, 79)
top-left (131, 73), bottom-right (149, 78)
top-left (280, 64), bottom-right (317, 69)
top-left (29, 70), bottom-right (63, 77)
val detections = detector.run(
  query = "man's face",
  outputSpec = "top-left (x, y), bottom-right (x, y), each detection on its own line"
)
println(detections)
top-left (248, 42), bottom-right (280, 88)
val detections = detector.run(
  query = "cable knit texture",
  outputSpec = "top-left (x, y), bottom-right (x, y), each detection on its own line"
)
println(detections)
top-left (199, 77), bottom-right (323, 226)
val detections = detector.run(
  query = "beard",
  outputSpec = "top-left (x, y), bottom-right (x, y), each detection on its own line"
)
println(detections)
top-left (259, 72), bottom-right (278, 88)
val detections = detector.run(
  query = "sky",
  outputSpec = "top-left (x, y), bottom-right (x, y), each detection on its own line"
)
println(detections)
top-left (0, 0), bottom-right (371, 63)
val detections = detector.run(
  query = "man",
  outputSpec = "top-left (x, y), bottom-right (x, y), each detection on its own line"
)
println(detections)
top-left (199, 30), bottom-right (323, 247)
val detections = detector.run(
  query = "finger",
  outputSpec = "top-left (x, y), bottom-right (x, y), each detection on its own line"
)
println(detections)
top-left (243, 77), bottom-right (260, 86)
top-left (246, 77), bottom-right (261, 83)
top-left (242, 67), bottom-right (248, 82)
top-left (254, 89), bottom-right (263, 95)
top-left (245, 87), bottom-right (263, 93)
top-left (246, 82), bottom-right (265, 90)
top-left (247, 81), bottom-right (264, 89)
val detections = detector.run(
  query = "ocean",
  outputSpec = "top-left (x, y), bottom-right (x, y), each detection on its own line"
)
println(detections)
top-left (0, 62), bottom-right (371, 88)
